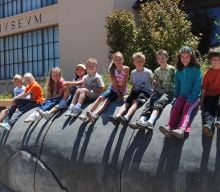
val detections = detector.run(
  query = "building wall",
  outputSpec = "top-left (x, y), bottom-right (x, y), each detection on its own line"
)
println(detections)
top-left (58, 0), bottom-right (114, 80)
top-left (0, 0), bottom-right (137, 84)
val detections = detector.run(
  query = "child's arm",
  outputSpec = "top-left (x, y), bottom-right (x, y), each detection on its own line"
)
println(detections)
top-left (93, 76), bottom-right (105, 94)
top-left (187, 68), bottom-right (202, 103)
top-left (200, 89), bottom-right (205, 108)
top-left (110, 75), bottom-right (120, 96)
top-left (121, 66), bottom-right (130, 96)
top-left (152, 72), bottom-right (158, 89)
top-left (63, 79), bottom-right (84, 87)
top-left (93, 86), bottom-right (104, 94)
top-left (13, 91), bottom-right (28, 101)
top-left (200, 71), bottom-right (207, 108)
top-left (174, 72), bottom-right (180, 98)
top-left (49, 86), bottom-right (64, 100)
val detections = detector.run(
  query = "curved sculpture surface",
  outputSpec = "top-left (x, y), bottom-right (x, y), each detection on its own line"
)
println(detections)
top-left (0, 102), bottom-right (219, 192)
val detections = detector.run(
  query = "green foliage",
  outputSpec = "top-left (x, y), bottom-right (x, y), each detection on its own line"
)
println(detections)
top-left (0, 92), bottom-right (13, 99)
top-left (105, 9), bottom-right (139, 68)
top-left (105, 0), bottom-right (200, 71)
top-left (199, 54), bottom-right (209, 74)
top-left (139, 0), bottom-right (199, 70)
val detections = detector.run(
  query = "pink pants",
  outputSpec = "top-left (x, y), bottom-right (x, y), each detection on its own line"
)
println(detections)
top-left (168, 96), bottom-right (200, 132)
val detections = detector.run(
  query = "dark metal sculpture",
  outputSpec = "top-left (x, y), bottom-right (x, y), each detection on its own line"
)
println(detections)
top-left (0, 102), bottom-right (219, 192)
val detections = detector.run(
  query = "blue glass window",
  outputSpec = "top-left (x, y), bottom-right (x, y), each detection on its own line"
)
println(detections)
top-left (0, 0), bottom-right (58, 19)
top-left (0, 25), bottom-right (59, 79)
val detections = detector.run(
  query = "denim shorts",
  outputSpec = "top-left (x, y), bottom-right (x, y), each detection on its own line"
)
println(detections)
top-left (100, 89), bottom-right (118, 102)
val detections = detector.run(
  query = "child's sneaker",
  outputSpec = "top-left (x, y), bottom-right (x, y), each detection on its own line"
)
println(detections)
top-left (24, 115), bottom-right (36, 123)
top-left (109, 115), bottom-right (119, 126)
top-left (146, 121), bottom-right (154, 130)
top-left (128, 121), bottom-right (140, 129)
top-left (202, 124), bottom-right (213, 137)
top-left (72, 107), bottom-right (82, 117)
top-left (86, 111), bottom-right (99, 123)
top-left (0, 122), bottom-right (11, 131)
top-left (57, 99), bottom-right (68, 109)
top-left (79, 113), bottom-right (88, 122)
top-left (159, 125), bottom-right (171, 137)
top-left (137, 119), bottom-right (148, 128)
top-left (215, 121), bottom-right (220, 129)
top-left (64, 109), bottom-right (73, 116)
top-left (118, 116), bottom-right (129, 126)
top-left (38, 110), bottom-right (51, 120)
top-left (171, 128), bottom-right (185, 139)
top-left (24, 112), bottom-right (41, 123)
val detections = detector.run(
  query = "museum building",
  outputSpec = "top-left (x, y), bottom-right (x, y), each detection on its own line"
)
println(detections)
top-left (0, 0), bottom-right (219, 91)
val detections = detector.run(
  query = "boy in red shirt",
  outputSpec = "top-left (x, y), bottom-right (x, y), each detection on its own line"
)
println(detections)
top-left (201, 46), bottom-right (220, 136)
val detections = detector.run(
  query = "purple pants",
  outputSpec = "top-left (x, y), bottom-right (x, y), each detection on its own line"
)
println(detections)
top-left (168, 96), bottom-right (200, 132)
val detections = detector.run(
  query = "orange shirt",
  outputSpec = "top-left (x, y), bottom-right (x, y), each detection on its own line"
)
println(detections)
top-left (25, 81), bottom-right (44, 104)
top-left (202, 68), bottom-right (220, 96)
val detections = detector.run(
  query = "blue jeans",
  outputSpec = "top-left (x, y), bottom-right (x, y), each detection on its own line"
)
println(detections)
top-left (38, 97), bottom-right (62, 111)
top-left (7, 99), bottom-right (39, 126)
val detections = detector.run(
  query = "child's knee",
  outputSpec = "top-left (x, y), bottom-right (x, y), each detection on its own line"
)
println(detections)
top-left (98, 96), bottom-right (105, 101)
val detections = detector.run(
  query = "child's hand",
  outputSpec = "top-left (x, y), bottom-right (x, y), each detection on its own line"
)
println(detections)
top-left (199, 101), bottom-right (203, 110)
top-left (171, 98), bottom-right (176, 105)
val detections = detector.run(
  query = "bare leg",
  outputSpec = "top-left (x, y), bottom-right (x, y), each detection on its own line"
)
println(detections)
top-left (148, 109), bottom-right (160, 124)
top-left (116, 103), bottom-right (128, 117)
top-left (78, 89), bottom-right (87, 104)
top-left (94, 99), bottom-right (110, 115)
top-left (0, 109), bottom-right (8, 122)
top-left (72, 89), bottom-right (81, 105)
top-left (125, 100), bottom-right (138, 119)
top-left (89, 96), bottom-right (105, 113)
top-left (62, 86), bottom-right (70, 100)
top-left (49, 107), bottom-right (59, 115)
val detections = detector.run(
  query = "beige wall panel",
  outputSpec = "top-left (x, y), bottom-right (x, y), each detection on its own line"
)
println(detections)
top-left (59, 0), bottom-right (114, 80)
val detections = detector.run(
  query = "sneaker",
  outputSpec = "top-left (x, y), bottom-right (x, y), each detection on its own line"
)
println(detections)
top-left (171, 128), bottom-right (185, 139)
top-left (159, 125), bottom-right (171, 137)
top-left (64, 108), bottom-right (74, 116)
top-left (118, 116), bottom-right (128, 126)
top-left (35, 112), bottom-right (41, 121)
top-left (24, 112), bottom-right (41, 123)
top-left (72, 107), bottom-right (82, 117)
top-left (109, 115), bottom-right (119, 126)
top-left (57, 99), bottom-right (68, 109)
top-left (146, 121), bottom-right (154, 130)
top-left (24, 115), bottom-right (36, 123)
top-left (128, 121), bottom-right (141, 129)
top-left (215, 121), bottom-right (220, 129)
top-left (202, 124), bottom-right (213, 137)
top-left (86, 111), bottom-right (99, 123)
top-left (38, 110), bottom-right (51, 120)
top-left (79, 113), bottom-right (89, 122)
top-left (137, 119), bottom-right (149, 128)
top-left (0, 122), bottom-right (11, 131)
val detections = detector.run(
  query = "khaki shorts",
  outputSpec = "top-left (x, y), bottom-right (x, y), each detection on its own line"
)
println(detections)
top-left (86, 90), bottom-right (100, 100)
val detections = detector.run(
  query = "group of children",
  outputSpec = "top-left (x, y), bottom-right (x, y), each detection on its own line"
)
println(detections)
top-left (0, 46), bottom-right (219, 140)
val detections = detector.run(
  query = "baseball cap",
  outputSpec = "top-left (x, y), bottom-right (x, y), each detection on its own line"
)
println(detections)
top-left (208, 46), bottom-right (220, 59)
top-left (75, 63), bottom-right (86, 70)
top-left (179, 46), bottom-right (193, 54)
